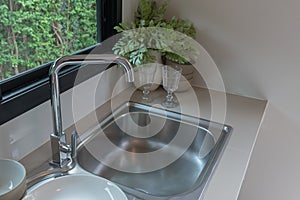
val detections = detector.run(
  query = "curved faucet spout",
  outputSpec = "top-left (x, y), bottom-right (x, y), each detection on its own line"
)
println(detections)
top-left (49, 54), bottom-right (134, 167)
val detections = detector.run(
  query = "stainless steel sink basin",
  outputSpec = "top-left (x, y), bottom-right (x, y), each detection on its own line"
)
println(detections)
top-left (76, 102), bottom-right (231, 199)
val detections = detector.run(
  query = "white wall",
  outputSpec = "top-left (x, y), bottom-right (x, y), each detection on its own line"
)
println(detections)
top-left (163, 0), bottom-right (300, 199)
top-left (122, 0), bottom-right (138, 22)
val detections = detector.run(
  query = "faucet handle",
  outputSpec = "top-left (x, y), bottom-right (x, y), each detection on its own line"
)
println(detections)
top-left (71, 131), bottom-right (78, 158)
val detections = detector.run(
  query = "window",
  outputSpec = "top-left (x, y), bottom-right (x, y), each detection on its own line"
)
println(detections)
top-left (0, 0), bottom-right (97, 80)
top-left (0, 0), bottom-right (122, 125)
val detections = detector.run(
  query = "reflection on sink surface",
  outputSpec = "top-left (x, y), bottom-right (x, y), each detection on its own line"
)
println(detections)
top-left (77, 102), bottom-right (231, 199)
top-left (23, 174), bottom-right (128, 200)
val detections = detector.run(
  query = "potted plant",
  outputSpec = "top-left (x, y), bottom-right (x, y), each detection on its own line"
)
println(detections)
top-left (113, 0), bottom-right (169, 90)
top-left (162, 17), bottom-right (198, 92)
top-left (113, 0), bottom-right (199, 92)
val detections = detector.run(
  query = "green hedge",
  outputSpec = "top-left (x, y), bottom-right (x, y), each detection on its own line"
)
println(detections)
top-left (0, 0), bottom-right (97, 80)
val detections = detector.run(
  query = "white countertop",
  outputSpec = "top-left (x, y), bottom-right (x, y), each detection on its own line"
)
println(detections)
top-left (126, 86), bottom-right (267, 200)
top-left (21, 85), bottom-right (266, 200)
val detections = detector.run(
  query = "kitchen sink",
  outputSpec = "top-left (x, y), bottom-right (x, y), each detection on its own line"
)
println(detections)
top-left (76, 102), bottom-right (231, 199)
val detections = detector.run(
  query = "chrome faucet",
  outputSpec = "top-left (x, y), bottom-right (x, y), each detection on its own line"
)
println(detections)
top-left (49, 54), bottom-right (134, 167)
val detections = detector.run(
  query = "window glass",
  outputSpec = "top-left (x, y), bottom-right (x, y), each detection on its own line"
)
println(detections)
top-left (0, 0), bottom-right (97, 80)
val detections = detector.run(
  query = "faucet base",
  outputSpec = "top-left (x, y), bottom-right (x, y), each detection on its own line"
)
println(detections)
top-left (49, 158), bottom-right (73, 169)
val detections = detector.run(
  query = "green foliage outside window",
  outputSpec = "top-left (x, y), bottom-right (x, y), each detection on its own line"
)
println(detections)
top-left (0, 0), bottom-right (97, 80)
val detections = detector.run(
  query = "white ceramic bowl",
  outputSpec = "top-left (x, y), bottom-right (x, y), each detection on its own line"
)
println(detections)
top-left (23, 174), bottom-right (127, 200)
top-left (0, 159), bottom-right (26, 200)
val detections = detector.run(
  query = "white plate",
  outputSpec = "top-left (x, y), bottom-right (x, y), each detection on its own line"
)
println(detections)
top-left (23, 174), bottom-right (127, 200)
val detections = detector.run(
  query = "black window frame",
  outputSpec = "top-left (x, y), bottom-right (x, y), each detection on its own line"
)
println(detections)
top-left (0, 0), bottom-right (122, 125)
